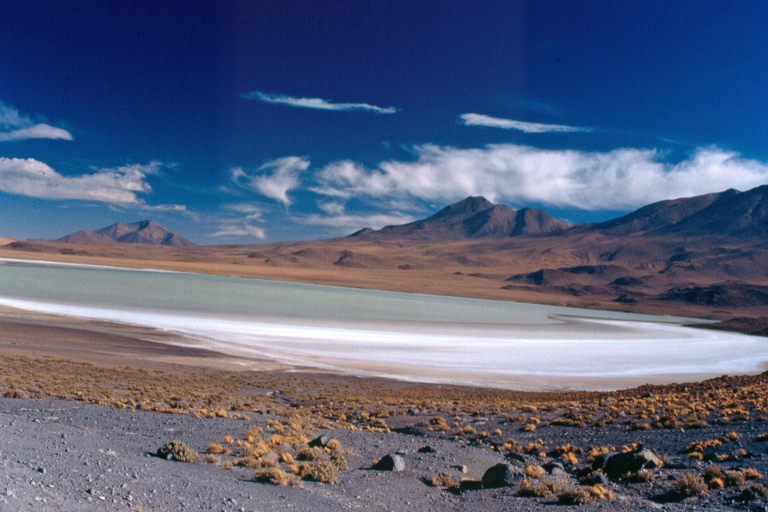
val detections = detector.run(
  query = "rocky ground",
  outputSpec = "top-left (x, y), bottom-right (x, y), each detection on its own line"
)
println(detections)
top-left (1, 365), bottom-right (768, 511)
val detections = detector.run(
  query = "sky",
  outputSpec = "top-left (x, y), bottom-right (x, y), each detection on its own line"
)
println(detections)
top-left (1, 1), bottom-right (767, 244)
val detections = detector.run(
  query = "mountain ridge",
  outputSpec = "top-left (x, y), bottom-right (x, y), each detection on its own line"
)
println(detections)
top-left (55, 220), bottom-right (196, 247)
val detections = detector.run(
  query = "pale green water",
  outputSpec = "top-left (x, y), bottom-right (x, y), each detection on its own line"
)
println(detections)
top-left (1, 259), bottom-right (765, 391)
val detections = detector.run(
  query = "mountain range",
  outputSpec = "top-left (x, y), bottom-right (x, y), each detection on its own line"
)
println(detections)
top-left (55, 220), bottom-right (195, 247)
top-left (8, 184), bottom-right (768, 318)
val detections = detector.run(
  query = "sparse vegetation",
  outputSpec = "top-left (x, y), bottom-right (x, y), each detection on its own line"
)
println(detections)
top-left (676, 474), bottom-right (708, 498)
top-left (428, 473), bottom-right (457, 488)
top-left (157, 440), bottom-right (199, 463)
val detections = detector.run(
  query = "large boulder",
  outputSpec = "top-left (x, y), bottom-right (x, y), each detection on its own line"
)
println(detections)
top-left (374, 454), bottom-right (405, 472)
top-left (595, 449), bottom-right (662, 480)
top-left (481, 463), bottom-right (524, 488)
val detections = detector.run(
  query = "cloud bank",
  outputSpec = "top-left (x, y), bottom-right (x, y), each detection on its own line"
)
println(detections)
top-left (0, 101), bottom-right (73, 141)
top-left (460, 113), bottom-right (591, 133)
top-left (313, 144), bottom-right (768, 211)
top-left (0, 158), bottom-right (183, 210)
top-left (243, 91), bottom-right (398, 114)
top-left (231, 156), bottom-right (310, 206)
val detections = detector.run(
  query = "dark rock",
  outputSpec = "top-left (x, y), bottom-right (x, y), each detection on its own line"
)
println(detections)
top-left (417, 446), bottom-right (438, 454)
top-left (543, 461), bottom-right (566, 475)
top-left (374, 454), bottom-right (405, 472)
top-left (481, 463), bottom-right (524, 488)
top-left (581, 472), bottom-right (608, 486)
top-left (506, 452), bottom-right (526, 466)
top-left (309, 435), bottom-right (331, 448)
top-left (596, 449), bottom-right (662, 480)
top-left (458, 480), bottom-right (483, 491)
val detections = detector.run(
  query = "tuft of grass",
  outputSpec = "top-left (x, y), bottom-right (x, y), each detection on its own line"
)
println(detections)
top-left (300, 460), bottom-right (340, 484)
top-left (524, 465), bottom-right (546, 479)
top-left (202, 454), bottom-right (220, 464)
top-left (676, 474), bottom-right (708, 498)
top-left (157, 440), bottom-right (199, 463)
top-left (255, 467), bottom-right (299, 486)
top-left (738, 484), bottom-right (768, 502)
top-left (206, 443), bottom-right (230, 455)
top-left (429, 473), bottom-right (457, 488)
top-left (517, 478), bottom-right (567, 498)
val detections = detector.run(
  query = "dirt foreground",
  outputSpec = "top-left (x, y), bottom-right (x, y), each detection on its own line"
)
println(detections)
top-left (1, 304), bottom-right (767, 511)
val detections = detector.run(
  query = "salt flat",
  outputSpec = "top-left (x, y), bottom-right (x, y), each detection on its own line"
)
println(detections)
top-left (1, 261), bottom-right (765, 391)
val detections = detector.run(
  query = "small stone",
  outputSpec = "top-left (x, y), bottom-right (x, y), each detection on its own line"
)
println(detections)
top-left (417, 446), bottom-right (438, 454)
top-left (451, 465), bottom-right (468, 474)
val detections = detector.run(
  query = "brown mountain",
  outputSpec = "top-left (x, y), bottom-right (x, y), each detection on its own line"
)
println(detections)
top-left (55, 230), bottom-right (118, 245)
top-left (55, 220), bottom-right (195, 247)
top-left (586, 189), bottom-right (740, 236)
top-left (354, 196), bottom-right (569, 240)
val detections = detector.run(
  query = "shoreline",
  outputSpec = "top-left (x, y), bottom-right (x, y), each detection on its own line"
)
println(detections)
top-left (1, 302), bottom-right (766, 393)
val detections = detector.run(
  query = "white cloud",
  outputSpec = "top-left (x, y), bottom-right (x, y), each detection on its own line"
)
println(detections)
top-left (0, 101), bottom-right (73, 141)
top-left (208, 225), bottom-right (266, 239)
top-left (459, 113), bottom-right (591, 133)
top-left (242, 91), bottom-right (398, 114)
top-left (224, 202), bottom-right (265, 221)
top-left (296, 212), bottom-right (417, 231)
top-left (205, 203), bottom-right (267, 240)
top-left (318, 201), bottom-right (346, 215)
top-left (231, 156), bottom-right (309, 206)
top-left (0, 157), bottom-right (185, 210)
top-left (313, 144), bottom-right (768, 211)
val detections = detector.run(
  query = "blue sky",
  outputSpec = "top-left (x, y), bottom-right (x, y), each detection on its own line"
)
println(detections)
top-left (1, 1), bottom-right (767, 243)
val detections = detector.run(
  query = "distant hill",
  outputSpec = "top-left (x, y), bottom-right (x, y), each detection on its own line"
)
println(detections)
top-left (352, 196), bottom-right (569, 240)
top-left (54, 220), bottom-right (195, 247)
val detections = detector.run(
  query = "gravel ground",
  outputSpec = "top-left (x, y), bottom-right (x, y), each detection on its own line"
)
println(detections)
top-left (2, 396), bottom-right (767, 512)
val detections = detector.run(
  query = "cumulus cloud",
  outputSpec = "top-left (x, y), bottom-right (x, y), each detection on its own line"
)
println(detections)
top-left (296, 212), bottom-right (417, 231)
top-left (231, 156), bottom-right (310, 206)
top-left (313, 144), bottom-right (768, 211)
top-left (242, 91), bottom-right (398, 114)
top-left (459, 113), bottom-right (591, 133)
top-left (0, 157), bottom-right (185, 210)
top-left (0, 101), bottom-right (73, 141)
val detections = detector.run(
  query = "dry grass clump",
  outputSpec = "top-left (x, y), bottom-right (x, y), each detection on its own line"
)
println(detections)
top-left (556, 484), bottom-right (614, 505)
top-left (202, 454), bottom-right (220, 464)
top-left (298, 447), bottom-right (328, 461)
top-left (524, 465), bottom-right (546, 479)
top-left (206, 443), bottom-right (230, 455)
top-left (255, 467), bottom-right (300, 486)
top-left (300, 461), bottom-right (340, 484)
top-left (428, 473), bottom-right (457, 488)
top-left (517, 479), bottom-right (567, 498)
top-left (676, 474), bottom-right (708, 498)
top-left (738, 484), bottom-right (768, 502)
top-left (756, 432), bottom-right (768, 442)
top-left (157, 440), bottom-right (199, 462)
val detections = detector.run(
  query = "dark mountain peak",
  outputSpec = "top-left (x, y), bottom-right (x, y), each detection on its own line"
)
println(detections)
top-left (57, 220), bottom-right (196, 247)
top-left (664, 184), bottom-right (768, 238)
top-left (428, 196), bottom-right (497, 220)
top-left (357, 197), bottom-right (566, 241)
top-left (590, 189), bottom-right (740, 236)
top-left (511, 208), bottom-right (570, 236)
